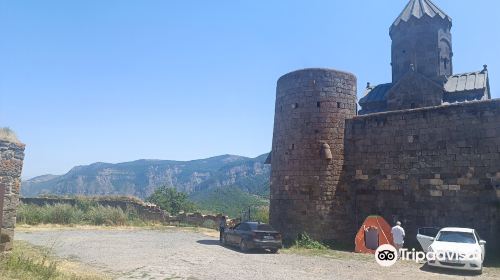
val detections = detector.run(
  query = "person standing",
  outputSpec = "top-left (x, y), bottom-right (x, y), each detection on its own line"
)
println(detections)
top-left (391, 221), bottom-right (405, 257)
top-left (219, 216), bottom-right (227, 243)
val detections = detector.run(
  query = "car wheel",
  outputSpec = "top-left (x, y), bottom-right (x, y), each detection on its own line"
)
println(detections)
top-left (240, 240), bottom-right (248, 252)
top-left (270, 248), bottom-right (279, 254)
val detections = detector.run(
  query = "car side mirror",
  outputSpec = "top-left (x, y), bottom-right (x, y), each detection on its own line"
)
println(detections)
top-left (430, 237), bottom-right (435, 241)
top-left (479, 240), bottom-right (486, 245)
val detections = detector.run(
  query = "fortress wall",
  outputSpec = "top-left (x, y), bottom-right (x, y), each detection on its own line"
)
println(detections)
top-left (344, 99), bottom-right (500, 249)
top-left (0, 140), bottom-right (25, 252)
top-left (270, 68), bottom-right (357, 241)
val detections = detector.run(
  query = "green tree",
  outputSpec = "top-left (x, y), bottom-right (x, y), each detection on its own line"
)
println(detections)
top-left (253, 206), bottom-right (269, 223)
top-left (146, 186), bottom-right (196, 215)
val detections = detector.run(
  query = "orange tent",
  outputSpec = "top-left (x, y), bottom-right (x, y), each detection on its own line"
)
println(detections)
top-left (354, 215), bottom-right (394, 254)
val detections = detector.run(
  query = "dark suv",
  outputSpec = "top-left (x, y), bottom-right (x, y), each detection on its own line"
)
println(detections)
top-left (222, 222), bottom-right (282, 253)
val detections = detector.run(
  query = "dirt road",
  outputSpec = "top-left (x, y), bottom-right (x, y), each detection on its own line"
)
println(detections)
top-left (15, 227), bottom-right (499, 280)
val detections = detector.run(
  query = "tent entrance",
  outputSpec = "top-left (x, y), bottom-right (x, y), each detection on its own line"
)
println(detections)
top-left (364, 227), bottom-right (379, 250)
top-left (355, 215), bottom-right (394, 254)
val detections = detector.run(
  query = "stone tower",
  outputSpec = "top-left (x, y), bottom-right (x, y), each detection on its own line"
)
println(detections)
top-left (390, 0), bottom-right (453, 84)
top-left (269, 68), bottom-right (357, 241)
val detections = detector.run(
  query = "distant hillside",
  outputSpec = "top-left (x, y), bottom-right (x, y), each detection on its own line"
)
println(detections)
top-left (21, 154), bottom-right (271, 200)
top-left (190, 185), bottom-right (269, 217)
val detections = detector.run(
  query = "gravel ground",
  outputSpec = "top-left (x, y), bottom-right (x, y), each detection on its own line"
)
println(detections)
top-left (15, 227), bottom-right (500, 280)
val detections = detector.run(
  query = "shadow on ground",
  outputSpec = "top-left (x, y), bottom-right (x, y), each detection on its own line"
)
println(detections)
top-left (197, 239), bottom-right (220, 246)
top-left (419, 263), bottom-right (481, 277)
top-left (196, 239), bottom-right (277, 255)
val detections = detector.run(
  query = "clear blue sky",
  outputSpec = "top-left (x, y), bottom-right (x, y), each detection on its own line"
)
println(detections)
top-left (1, 0), bottom-right (498, 179)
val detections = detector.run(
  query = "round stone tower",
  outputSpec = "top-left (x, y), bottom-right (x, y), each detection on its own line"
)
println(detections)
top-left (269, 68), bottom-right (357, 242)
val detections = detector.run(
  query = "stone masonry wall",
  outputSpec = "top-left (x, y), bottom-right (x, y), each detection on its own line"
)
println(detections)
top-left (270, 68), bottom-right (357, 242)
top-left (0, 140), bottom-right (25, 252)
top-left (343, 99), bottom-right (500, 250)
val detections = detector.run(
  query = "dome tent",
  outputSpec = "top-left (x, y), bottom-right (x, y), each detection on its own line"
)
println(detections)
top-left (355, 215), bottom-right (394, 254)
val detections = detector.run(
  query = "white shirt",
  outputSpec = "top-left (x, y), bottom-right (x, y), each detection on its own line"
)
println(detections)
top-left (391, 225), bottom-right (405, 244)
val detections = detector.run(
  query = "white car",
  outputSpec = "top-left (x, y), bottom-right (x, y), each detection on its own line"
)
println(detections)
top-left (417, 227), bottom-right (486, 273)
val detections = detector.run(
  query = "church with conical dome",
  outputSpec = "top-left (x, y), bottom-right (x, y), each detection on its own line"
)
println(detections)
top-left (359, 0), bottom-right (490, 114)
top-left (269, 0), bottom-right (499, 252)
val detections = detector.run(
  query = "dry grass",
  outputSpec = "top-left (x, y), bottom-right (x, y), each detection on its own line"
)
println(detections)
top-left (0, 127), bottom-right (19, 143)
top-left (0, 241), bottom-right (108, 280)
top-left (17, 224), bottom-right (220, 238)
top-left (282, 246), bottom-right (374, 262)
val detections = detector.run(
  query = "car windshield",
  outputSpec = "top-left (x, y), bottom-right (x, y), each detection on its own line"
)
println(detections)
top-left (436, 231), bottom-right (476, 244)
top-left (248, 223), bottom-right (274, 231)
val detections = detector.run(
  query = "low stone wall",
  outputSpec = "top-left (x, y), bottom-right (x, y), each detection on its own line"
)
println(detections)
top-left (19, 197), bottom-right (236, 229)
top-left (0, 140), bottom-right (26, 252)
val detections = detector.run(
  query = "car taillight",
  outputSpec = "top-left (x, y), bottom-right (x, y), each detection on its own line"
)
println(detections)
top-left (275, 233), bottom-right (282, 240)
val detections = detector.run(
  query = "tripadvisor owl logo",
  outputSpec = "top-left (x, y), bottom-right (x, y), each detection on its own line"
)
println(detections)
top-left (375, 244), bottom-right (398, 267)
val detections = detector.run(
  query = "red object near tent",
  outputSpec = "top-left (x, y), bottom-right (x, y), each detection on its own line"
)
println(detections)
top-left (354, 215), bottom-right (394, 254)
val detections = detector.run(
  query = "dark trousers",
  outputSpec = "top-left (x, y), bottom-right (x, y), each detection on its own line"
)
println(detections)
top-left (219, 227), bottom-right (225, 242)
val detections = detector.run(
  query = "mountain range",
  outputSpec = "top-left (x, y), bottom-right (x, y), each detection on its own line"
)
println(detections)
top-left (21, 154), bottom-right (271, 204)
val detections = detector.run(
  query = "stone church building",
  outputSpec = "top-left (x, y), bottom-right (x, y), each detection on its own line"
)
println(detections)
top-left (360, 0), bottom-right (490, 114)
top-left (269, 0), bottom-right (499, 251)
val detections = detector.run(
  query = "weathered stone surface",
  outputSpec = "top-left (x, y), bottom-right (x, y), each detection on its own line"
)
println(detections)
top-left (269, 68), bottom-right (357, 242)
top-left (343, 100), bottom-right (500, 250)
top-left (0, 140), bottom-right (25, 252)
top-left (270, 76), bottom-right (500, 251)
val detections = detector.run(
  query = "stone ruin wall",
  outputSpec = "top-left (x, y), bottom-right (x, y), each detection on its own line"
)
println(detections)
top-left (0, 140), bottom-right (25, 252)
top-left (342, 99), bottom-right (500, 250)
top-left (269, 68), bottom-right (357, 242)
top-left (19, 197), bottom-right (234, 229)
top-left (20, 197), bottom-right (170, 223)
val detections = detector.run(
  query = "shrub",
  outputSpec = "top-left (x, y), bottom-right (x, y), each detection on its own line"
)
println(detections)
top-left (294, 232), bottom-right (327, 250)
top-left (201, 219), bottom-right (217, 230)
top-left (253, 206), bottom-right (269, 223)
top-left (17, 204), bottom-right (45, 225)
top-left (74, 197), bottom-right (98, 212)
top-left (44, 204), bottom-right (84, 224)
top-left (85, 207), bottom-right (105, 225)
top-left (17, 202), bottom-right (144, 226)
top-left (100, 206), bottom-right (127, 226)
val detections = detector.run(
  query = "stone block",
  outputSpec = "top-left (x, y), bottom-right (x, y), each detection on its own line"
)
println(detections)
top-left (436, 185), bottom-right (448, 190)
top-left (457, 178), bottom-right (479, 185)
top-left (430, 190), bottom-right (443, 197)
top-left (429, 179), bottom-right (443, 185)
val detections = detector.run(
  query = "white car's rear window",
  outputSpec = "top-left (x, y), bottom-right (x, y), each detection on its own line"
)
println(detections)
top-left (437, 231), bottom-right (476, 244)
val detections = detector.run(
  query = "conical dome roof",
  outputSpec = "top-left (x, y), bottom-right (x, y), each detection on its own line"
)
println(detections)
top-left (392, 0), bottom-right (451, 27)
